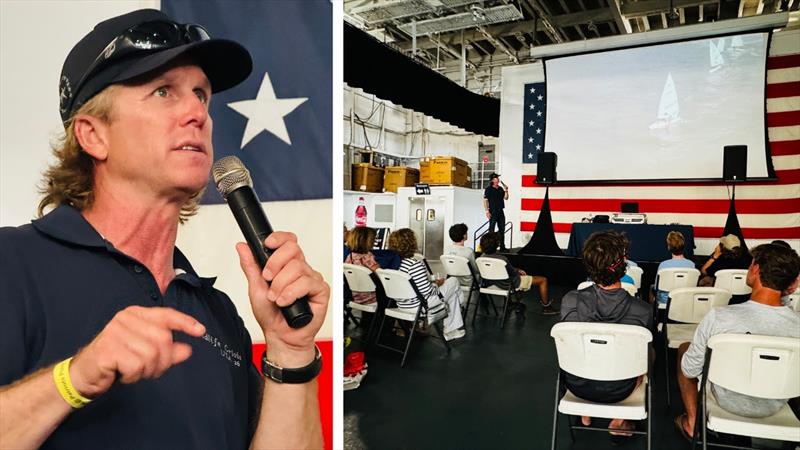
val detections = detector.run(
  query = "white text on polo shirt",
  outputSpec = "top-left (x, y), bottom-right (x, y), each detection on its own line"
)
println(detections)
top-left (202, 333), bottom-right (243, 367)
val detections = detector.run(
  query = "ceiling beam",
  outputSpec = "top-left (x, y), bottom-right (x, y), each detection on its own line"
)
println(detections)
top-left (621, 0), bottom-right (717, 18)
top-left (396, 19), bottom-right (541, 51)
top-left (609, 0), bottom-right (633, 34)
top-left (476, 25), bottom-right (519, 63)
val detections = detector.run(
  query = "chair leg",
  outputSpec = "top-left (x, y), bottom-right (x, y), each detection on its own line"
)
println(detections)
top-left (665, 336), bottom-right (671, 407)
top-left (432, 321), bottom-right (451, 352)
top-left (364, 312), bottom-right (378, 350)
top-left (375, 312), bottom-right (388, 348)
top-left (551, 375), bottom-right (560, 450)
top-left (647, 378), bottom-right (652, 450)
top-left (462, 286), bottom-right (474, 321)
top-left (566, 414), bottom-right (575, 443)
top-left (500, 295), bottom-right (510, 329)
top-left (399, 320), bottom-right (417, 368)
top-left (701, 391), bottom-right (708, 450)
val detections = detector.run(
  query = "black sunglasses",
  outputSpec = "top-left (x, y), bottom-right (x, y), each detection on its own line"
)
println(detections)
top-left (72, 21), bottom-right (210, 107)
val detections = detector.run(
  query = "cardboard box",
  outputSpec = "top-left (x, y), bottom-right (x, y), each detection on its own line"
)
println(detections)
top-left (351, 163), bottom-right (384, 192)
top-left (420, 156), bottom-right (471, 188)
top-left (383, 167), bottom-right (420, 193)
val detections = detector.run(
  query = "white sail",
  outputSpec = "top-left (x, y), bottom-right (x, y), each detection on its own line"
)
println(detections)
top-left (649, 72), bottom-right (680, 130)
top-left (710, 40), bottom-right (724, 71)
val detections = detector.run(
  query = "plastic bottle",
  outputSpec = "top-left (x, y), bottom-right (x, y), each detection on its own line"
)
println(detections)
top-left (355, 197), bottom-right (367, 227)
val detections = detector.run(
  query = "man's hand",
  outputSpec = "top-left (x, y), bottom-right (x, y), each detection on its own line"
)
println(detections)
top-left (236, 232), bottom-right (330, 367)
top-left (70, 306), bottom-right (206, 398)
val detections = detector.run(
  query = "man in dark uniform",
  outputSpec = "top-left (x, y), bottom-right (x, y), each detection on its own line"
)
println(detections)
top-left (483, 172), bottom-right (509, 250)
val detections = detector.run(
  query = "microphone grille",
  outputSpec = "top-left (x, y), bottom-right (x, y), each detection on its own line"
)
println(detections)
top-left (211, 156), bottom-right (252, 197)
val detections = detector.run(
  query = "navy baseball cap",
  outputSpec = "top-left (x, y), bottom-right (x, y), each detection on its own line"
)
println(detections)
top-left (58, 8), bottom-right (252, 126)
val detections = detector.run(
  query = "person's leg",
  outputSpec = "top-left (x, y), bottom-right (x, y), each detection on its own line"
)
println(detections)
top-left (488, 212), bottom-right (498, 234)
top-left (438, 278), bottom-right (464, 334)
top-left (531, 275), bottom-right (549, 304)
top-left (497, 211), bottom-right (507, 249)
top-left (676, 342), bottom-right (698, 437)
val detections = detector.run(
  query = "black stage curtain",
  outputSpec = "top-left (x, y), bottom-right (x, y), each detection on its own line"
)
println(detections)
top-left (518, 187), bottom-right (564, 256)
top-left (344, 22), bottom-right (500, 137)
top-left (722, 191), bottom-right (747, 250)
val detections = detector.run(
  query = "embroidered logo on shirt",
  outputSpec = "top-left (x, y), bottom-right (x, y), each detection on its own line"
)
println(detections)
top-left (202, 333), bottom-right (243, 367)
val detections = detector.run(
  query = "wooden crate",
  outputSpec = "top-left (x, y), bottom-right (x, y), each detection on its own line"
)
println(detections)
top-left (420, 156), bottom-right (471, 187)
top-left (351, 163), bottom-right (384, 192)
top-left (383, 167), bottom-right (420, 193)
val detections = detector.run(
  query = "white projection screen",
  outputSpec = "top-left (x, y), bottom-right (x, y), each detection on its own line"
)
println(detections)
top-left (543, 32), bottom-right (772, 182)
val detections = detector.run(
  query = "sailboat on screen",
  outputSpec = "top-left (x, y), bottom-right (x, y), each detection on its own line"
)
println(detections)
top-left (649, 72), bottom-right (680, 130)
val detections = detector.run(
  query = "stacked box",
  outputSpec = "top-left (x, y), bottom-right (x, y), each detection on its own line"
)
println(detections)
top-left (351, 163), bottom-right (384, 192)
top-left (420, 156), bottom-right (471, 187)
top-left (383, 167), bottom-right (420, 193)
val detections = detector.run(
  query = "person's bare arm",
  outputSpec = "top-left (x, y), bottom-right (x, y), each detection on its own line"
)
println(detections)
top-left (501, 181), bottom-right (509, 200)
top-left (0, 307), bottom-right (205, 449)
top-left (236, 232), bottom-right (329, 450)
top-left (483, 199), bottom-right (490, 219)
top-left (700, 245), bottom-right (722, 276)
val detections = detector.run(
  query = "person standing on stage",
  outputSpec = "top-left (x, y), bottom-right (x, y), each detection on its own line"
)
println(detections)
top-left (483, 172), bottom-right (508, 251)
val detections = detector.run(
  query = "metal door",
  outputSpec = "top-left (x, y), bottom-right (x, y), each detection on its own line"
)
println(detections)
top-left (423, 197), bottom-right (445, 262)
top-left (408, 197), bottom-right (425, 254)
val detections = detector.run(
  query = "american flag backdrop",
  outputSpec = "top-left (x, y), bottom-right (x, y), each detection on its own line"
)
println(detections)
top-left (516, 28), bottom-right (800, 255)
top-left (522, 82), bottom-right (546, 163)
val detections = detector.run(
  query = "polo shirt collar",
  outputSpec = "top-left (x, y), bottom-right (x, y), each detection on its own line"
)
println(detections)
top-left (32, 204), bottom-right (214, 288)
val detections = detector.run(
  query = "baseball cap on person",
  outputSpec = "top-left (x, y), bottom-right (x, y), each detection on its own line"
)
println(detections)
top-left (58, 8), bottom-right (252, 126)
top-left (490, 172), bottom-right (500, 179)
top-left (719, 234), bottom-right (741, 251)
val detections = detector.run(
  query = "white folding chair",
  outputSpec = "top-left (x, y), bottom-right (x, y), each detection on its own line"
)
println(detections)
top-left (626, 266), bottom-right (644, 291)
top-left (550, 322), bottom-right (653, 450)
top-left (373, 269), bottom-right (450, 368)
top-left (655, 268), bottom-right (701, 311)
top-left (476, 256), bottom-right (523, 329)
top-left (694, 334), bottom-right (800, 449)
top-left (344, 264), bottom-right (380, 345)
top-left (785, 287), bottom-right (800, 312)
top-left (714, 269), bottom-right (752, 296)
top-left (440, 254), bottom-right (481, 321)
top-left (661, 287), bottom-right (731, 405)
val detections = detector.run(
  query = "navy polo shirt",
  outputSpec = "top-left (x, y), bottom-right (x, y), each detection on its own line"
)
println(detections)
top-left (0, 205), bottom-right (262, 449)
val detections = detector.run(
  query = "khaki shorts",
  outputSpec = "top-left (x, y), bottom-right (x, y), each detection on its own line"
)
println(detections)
top-left (518, 275), bottom-right (533, 291)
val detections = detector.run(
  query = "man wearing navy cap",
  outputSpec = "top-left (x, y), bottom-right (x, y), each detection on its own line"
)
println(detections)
top-left (0, 9), bottom-right (328, 449)
top-left (483, 172), bottom-right (509, 251)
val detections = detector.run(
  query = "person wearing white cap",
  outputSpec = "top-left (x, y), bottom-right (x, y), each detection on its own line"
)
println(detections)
top-left (699, 234), bottom-right (752, 287)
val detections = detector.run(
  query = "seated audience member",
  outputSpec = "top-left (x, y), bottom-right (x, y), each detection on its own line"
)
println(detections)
top-left (560, 230), bottom-right (653, 436)
top-left (480, 232), bottom-right (556, 315)
top-left (388, 229), bottom-right (465, 341)
top-left (345, 227), bottom-right (381, 305)
top-left (445, 223), bottom-right (480, 287)
top-left (699, 234), bottom-right (752, 286)
top-left (675, 243), bottom-right (800, 439)
top-left (651, 231), bottom-right (696, 305)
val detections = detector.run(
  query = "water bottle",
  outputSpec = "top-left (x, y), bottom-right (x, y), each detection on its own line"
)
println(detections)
top-left (355, 197), bottom-right (367, 227)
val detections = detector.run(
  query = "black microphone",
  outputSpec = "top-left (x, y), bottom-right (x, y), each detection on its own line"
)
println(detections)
top-left (211, 156), bottom-right (313, 329)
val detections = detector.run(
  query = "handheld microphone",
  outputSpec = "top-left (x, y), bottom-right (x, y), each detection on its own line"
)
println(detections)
top-left (212, 156), bottom-right (313, 329)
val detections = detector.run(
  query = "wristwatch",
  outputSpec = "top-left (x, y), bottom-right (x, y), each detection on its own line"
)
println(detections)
top-left (261, 346), bottom-right (322, 384)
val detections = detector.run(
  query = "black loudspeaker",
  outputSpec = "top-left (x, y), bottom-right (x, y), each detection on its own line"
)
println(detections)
top-left (592, 215), bottom-right (610, 223)
top-left (723, 145), bottom-right (747, 182)
top-left (537, 152), bottom-right (557, 185)
top-left (621, 202), bottom-right (639, 213)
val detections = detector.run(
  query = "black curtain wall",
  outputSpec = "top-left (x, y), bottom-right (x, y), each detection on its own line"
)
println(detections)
top-left (344, 22), bottom-right (500, 137)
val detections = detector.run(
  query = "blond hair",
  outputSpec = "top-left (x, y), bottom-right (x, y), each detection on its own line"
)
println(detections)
top-left (666, 231), bottom-right (685, 255)
top-left (347, 227), bottom-right (376, 253)
top-left (388, 228), bottom-right (418, 258)
top-left (38, 85), bottom-right (201, 223)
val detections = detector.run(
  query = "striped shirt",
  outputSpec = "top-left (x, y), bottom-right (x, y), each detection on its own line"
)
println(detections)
top-left (397, 258), bottom-right (438, 308)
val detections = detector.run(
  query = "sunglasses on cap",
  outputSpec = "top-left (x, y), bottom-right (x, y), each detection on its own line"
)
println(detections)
top-left (72, 20), bottom-right (211, 108)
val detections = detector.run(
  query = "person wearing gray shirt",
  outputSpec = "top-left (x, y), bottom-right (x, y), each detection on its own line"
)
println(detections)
top-left (675, 243), bottom-right (800, 441)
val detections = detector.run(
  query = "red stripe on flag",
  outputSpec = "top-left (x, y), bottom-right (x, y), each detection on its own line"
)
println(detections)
top-left (770, 140), bottom-right (800, 156)
top-left (252, 340), bottom-right (333, 450)
top-left (520, 222), bottom-right (800, 240)
top-left (520, 198), bottom-right (800, 214)
top-left (767, 81), bottom-right (800, 99)
top-left (767, 110), bottom-right (800, 127)
top-left (521, 169), bottom-right (800, 187)
top-left (767, 53), bottom-right (800, 70)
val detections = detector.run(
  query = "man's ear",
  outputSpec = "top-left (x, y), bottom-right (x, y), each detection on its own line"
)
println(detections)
top-left (72, 114), bottom-right (110, 161)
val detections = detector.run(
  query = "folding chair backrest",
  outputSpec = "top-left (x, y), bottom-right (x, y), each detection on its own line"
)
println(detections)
top-left (375, 269), bottom-right (418, 301)
top-left (551, 322), bottom-right (652, 381)
top-left (707, 334), bottom-right (800, 399)
top-left (713, 269), bottom-right (752, 295)
top-left (667, 287), bottom-right (732, 323)
top-left (343, 264), bottom-right (376, 292)
top-left (657, 267), bottom-right (701, 292)
top-left (577, 281), bottom-right (594, 290)
top-left (786, 288), bottom-right (800, 312)
top-left (440, 255), bottom-right (472, 278)
top-left (475, 257), bottom-right (509, 281)
top-left (626, 266), bottom-right (644, 290)
top-left (620, 282), bottom-right (637, 296)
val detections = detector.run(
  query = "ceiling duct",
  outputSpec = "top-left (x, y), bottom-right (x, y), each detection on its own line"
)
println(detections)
top-left (398, 4), bottom-right (523, 35)
top-left (350, 0), bottom-right (477, 27)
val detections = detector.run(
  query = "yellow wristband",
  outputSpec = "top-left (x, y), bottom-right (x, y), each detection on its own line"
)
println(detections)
top-left (53, 357), bottom-right (91, 409)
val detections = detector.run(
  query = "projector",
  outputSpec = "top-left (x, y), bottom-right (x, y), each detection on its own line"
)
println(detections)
top-left (610, 213), bottom-right (647, 224)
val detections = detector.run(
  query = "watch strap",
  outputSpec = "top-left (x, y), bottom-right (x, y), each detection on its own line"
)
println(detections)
top-left (261, 346), bottom-right (322, 384)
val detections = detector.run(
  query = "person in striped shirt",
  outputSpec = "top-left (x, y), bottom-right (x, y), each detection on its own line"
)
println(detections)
top-left (388, 229), bottom-right (465, 341)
